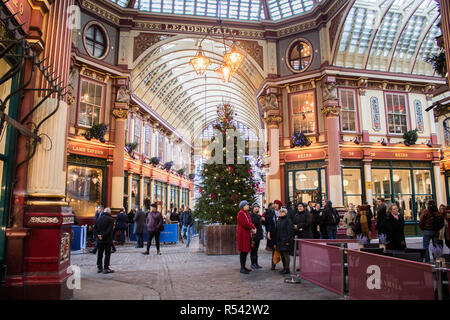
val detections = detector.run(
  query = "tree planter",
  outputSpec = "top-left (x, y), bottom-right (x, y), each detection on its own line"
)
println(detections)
top-left (200, 224), bottom-right (238, 255)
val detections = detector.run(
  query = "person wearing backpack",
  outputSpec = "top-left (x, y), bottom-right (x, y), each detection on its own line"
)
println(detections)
top-left (323, 200), bottom-right (340, 239)
top-left (352, 204), bottom-right (372, 242)
top-left (419, 199), bottom-right (444, 262)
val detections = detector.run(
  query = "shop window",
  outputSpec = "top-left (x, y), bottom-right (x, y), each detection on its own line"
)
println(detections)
top-left (342, 168), bottom-right (363, 207)
top-left (144, 125), bottom-right (151, 157)
top-left (286, 40), bottom-right (312, 72)
top-left (78, 79), bottom-right (103, 127)
top-left (131, 175), bottom-right (140, 209)
top-left (444, 118), bottom-right (450, 146)
top-left (386, 92), bottom-right (408, 134)
top-left (67, 165), bottom-right (103, 219)
top-left (339, 89), bottom-right (358, 132)
top-left (84, 24), bottom-right (108, 59)
top-left (133, 116), bottom-right (142, 153)
top-left (291, 91), bottom-right (315, 135)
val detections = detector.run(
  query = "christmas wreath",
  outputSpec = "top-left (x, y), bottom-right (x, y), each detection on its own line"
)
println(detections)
top-left (403, 129), bottom-right (418, 146)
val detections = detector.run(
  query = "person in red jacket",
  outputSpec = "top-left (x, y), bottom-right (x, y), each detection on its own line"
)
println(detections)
top-left (237, 200), bottom-right (256, 274)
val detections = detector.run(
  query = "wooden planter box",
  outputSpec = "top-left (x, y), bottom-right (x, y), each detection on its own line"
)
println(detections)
top-left (200, 224), bottom-right (238, 255)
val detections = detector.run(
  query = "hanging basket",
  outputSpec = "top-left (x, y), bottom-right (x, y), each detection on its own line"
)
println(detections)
top-left (292, 131), bottom-right (312, 148)
top-left (403, 129), bottom-right (418, 146)
top-left (83, 123), bottom-right (107, 143)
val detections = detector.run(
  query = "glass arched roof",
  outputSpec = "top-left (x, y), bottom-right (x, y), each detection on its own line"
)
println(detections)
top-left (334, 0), bottom-right (441, 75)
top-left (109, 0), bottom-right (321, 21)
top-left (131, 36), bottom-right (266, 141)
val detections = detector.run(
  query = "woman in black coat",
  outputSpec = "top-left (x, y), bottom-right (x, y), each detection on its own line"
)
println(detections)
top-left (275, 208), bottom-right (294, 274)
top-left (293, 203), bottom-right (313, 239)
top-left (384, 204), bottom-right (406, 251)
top-left (250, 203), bottom-right (264, 269)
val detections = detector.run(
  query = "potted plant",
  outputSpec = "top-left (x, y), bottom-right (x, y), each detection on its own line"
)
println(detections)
top-left (163, 161), bottom-right (174, 171)
top-left (125, 142), bottom-right (138, 156)
top-left (83, 123), bottom-right (108, 143)
top-left (177, 168), bottom-right (185, 176)
top-left (425, 51), bottom-right (447, 77)
top-left (403, 129), bottom-right (418, 146)
top-left (149, 157), bottom-right (160, 166)
top-left (188, 173), bottom-right (195, 180)
top-left (291, 131), bottom-right (312, 148)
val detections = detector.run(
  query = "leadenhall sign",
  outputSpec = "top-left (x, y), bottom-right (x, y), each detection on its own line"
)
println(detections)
top-left (135, 22), bottom-right (264, 38)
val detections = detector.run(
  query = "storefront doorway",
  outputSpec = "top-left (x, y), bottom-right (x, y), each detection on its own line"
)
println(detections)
top-left (66, 154), bottom-right (107, 222)
top-left (372, 161), bottom-right (434, 236)
top-left (286, 161), bottom-right (327, 207)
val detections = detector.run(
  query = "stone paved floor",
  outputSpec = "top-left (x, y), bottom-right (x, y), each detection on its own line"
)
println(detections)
top-left (71, 236), bottom-right (341, 300)
top-left (70, 236), bottom-right (448, 300)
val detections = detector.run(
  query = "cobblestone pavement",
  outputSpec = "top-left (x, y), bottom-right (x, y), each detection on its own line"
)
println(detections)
top-left (71, 236), bottom-right (341, 300)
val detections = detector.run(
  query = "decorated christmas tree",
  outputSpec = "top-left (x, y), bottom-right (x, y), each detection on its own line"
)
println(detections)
top-left (194, 104), bottom-right (258, 225)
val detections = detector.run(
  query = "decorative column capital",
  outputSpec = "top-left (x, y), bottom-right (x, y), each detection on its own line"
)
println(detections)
top-left (321, 105), bottom-right (341, 117)
top-left (264, 115), bottom-right (282, 125)
top-left (112, 108), bottom-right (129, 119)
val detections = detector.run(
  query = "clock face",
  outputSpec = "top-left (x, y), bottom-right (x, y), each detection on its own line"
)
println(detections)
top-left (287, 40), bottom-right (312, 72)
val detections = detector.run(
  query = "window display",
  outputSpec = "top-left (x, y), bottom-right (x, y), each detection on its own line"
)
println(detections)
top-left (343, 168), bottom-right (363, 207)
top-left (291, 91), bottom-right (315, 135)
top-left (67, 165), bottom-right (103, 219)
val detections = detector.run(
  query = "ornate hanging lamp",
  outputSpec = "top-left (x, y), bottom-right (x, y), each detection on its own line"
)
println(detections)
top-left (190, 46), bottom-right (211, 75)
top-left (223, 43), bottom-right (244, 73)
top-left (215, 63), bottom-right (234, 83)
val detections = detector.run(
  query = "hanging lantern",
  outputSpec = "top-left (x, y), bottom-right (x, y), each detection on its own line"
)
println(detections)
top-left (215, 63), bottom-right (234, 83)
top-left (223, 44), bottom-right (244, 73)
top-left (190, 46), bottom-right (211, 75)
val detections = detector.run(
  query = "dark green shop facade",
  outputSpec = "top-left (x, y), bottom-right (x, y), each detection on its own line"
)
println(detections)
top-left (285, 160), bottom-right (436, 237)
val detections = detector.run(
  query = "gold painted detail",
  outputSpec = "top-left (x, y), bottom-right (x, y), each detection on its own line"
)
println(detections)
top-left (321, 105), bottom-right (341, 117)
top-left (29, 216), bottom-right (60, 224)
top-left (112, 108), bottom-right (129, 119)
top-left (277, 21), bottom-right (316, 37)
top-left (264, 116), bottom-right (282, 125)
top-left (81, 0), bottom-right (120, 24)
top-left (60, 233), bottom-right (71, 264)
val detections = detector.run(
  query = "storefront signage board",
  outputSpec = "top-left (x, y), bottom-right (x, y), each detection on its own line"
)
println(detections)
top-left (68, 142), bottom-right (108, 158)
top-left (284, 149), bottom-right (326, 162)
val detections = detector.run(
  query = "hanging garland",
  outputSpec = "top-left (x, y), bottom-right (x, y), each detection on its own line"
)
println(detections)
top-left (292, 131), bottom-right (312, 147)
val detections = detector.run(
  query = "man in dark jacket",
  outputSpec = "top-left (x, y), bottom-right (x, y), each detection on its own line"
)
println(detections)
top-left (90, 206), bottom-right (103, 254)
top-left (250, 203), bottom-right (264, 269)
top-left (293, 203), bottom-right (313, 239)
top-left (375, 198), bottom-right (387, 236)
top-left (180, 206), bottom-right (193, 247)
top-left (143, 203), bottom-right (163, 255)
top-left (134, 208), bottom-right (147, 248)
top-left (114, 208), bottom-right (128, 245)
top-left (323, 200), bottom-right (340, 239)
top-left (94, 208), bottom-right (115, 274)
top-left (263, 203), bottom-right (274, 250)
top-left (275, 208), bottom-right (294, 275)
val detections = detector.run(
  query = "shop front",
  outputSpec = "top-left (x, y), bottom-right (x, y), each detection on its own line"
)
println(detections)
top-left (285, 161), bottom-right (328, 207)
top-left (371, 160), bottom-right (434, 236)
top-left (66, 154), bottom-right (107, 224)
top-left (153, 180), bottom-right (168, 216)
top-left (169, 184), bottom-right (180, 211)
top-left (131, 174), bottom-right (141, 210)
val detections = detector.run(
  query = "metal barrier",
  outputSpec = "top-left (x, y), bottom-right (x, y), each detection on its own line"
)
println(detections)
top-left (297, 239), bottom-right (448, 300)
top-left (71, 225), bottom-right (87, 252)
top-left (128, 223), bottom-right (179, 243)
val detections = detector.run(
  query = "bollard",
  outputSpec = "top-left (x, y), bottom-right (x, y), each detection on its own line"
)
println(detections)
top-left (436, 260), bottom-right (443, 300)
top-left (285, 236), bottom-right (301, 284)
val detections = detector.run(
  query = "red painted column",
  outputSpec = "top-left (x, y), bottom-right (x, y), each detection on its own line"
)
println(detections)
top-left (111, 105), bottom-right (129, 213)
top-left (321, 76), bottom-right (343, 207)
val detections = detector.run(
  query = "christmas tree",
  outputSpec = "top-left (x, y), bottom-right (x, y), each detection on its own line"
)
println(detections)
top-left (194, 104), bottom-right (258, 225)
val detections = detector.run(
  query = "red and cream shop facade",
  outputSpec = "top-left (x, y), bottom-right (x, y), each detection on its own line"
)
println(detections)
top-left (66, 137), bottom-right (193, 225)
top-left (279, 143), bottom-right (441, 236)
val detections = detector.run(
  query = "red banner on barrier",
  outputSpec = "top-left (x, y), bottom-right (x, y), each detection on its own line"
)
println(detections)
top-left (448, 269), bottom-right (450, 296)
top-left (299, 241), bottom-right (343, 295)
top-left (347, 249), bottom-right (435, 300)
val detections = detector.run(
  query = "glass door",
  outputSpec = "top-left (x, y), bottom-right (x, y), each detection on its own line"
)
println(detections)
top-left (287, 167), bottom-right (326, 207)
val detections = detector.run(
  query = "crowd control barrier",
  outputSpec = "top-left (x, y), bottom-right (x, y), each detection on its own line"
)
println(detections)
top-left (296, 239), bottom-right (448, 300)
top-left (346, 249), bottom-right (435, 300)
top-left (128, 223), bottom-right (179, 243)
top-left (298, 241), bottom-right (345, 295)
top-left (71, 225), bottom-right (87, 251)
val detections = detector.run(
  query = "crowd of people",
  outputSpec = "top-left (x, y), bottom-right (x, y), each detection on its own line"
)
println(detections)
top-left (236, 198), bottom-right (450, 275)
top-left (88, 196), bottom-right (449, 276)
top-left (91, 203), bottom-right (193, 274)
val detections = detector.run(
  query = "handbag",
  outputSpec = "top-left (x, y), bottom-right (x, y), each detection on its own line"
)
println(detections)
top-left (273, 247), bottom-right (280, 265)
